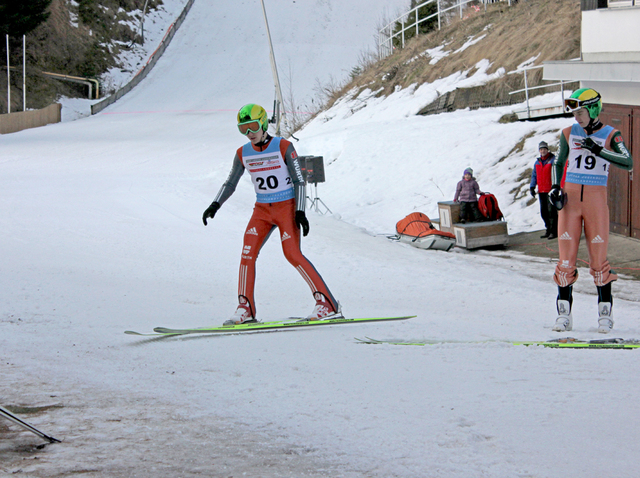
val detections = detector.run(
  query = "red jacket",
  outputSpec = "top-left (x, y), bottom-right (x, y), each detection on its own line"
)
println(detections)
top-left (530, 153), bottom-right (555, 193)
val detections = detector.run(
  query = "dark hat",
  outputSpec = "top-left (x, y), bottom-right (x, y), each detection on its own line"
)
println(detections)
top-left (539, 141), bottom-right (549, 149)
top-left (463, 168), bottom-right (473, 176)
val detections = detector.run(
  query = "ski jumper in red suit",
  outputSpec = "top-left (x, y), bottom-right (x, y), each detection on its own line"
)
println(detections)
top-left (552, 123), bottom-right (632, 288)
top-left (213, 135), bottom-right (338, 318)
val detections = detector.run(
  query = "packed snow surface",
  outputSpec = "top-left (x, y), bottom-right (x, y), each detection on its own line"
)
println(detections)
top-left (3, 0), bottom-right (640, 476)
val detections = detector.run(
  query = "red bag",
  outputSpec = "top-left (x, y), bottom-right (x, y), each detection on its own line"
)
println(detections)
top-left (478, 193), bottom-right (503, 221)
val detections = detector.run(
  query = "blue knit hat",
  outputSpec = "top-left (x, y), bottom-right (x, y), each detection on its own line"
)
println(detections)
top-left (464, 168), bottom-right (473, 176)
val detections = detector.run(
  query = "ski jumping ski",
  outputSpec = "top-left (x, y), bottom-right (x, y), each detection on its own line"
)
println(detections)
top-left (354, 336), bottom-right (640, 349)
top-left (125, 315), bottom-right (416, 337)
top-left (0, 404), bottom-right (61, 443)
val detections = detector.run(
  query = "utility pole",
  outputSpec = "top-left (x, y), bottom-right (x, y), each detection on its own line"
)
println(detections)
top-left (23, 35), bottom-right (26, 111)
top-left (140, 0), bottom-right (150, 44)
top-left (260, 0), bottom-right (286, 135)
top-left (6, 34), bottom-right (10, 114)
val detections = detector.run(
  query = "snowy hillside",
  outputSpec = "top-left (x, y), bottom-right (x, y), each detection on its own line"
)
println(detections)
top-left (3, 1), bottom-right (640, 477)
top-left (295, 76), bottom-right (566, 235)
top-left (104, 0), bottom-right (408, 112)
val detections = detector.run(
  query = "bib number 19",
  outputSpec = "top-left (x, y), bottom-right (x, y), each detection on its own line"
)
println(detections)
top-left (575, 154), bottom-right (607, 172)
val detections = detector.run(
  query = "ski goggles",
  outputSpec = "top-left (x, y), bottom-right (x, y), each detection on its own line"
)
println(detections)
top-left (563, 95), bottom-right (600, 114)
top-left (238, 120), bottom-right (262, 135)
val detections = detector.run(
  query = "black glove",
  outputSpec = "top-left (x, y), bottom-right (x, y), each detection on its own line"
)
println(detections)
top-left (202, 201), bottom-right (220, 226)
top-left (549, 186), bottom-right (565, 211)
top-left (295, 210), bottom-right (309, 237)
top-left (530, 187), bottom-right (536, 198)
top-left (580, 137), bottom-right (603, 156)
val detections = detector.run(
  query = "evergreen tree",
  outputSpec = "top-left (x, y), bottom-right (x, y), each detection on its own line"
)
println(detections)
top-left (0, 0), bottom-right (53, 36)
top-left (393, 0), bottom-right (439, 50)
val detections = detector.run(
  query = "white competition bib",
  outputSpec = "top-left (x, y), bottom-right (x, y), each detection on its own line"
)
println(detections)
top-left (241, 138), bottom-right (294, 203)
top-left (565, 124), bottom-right (614, 187)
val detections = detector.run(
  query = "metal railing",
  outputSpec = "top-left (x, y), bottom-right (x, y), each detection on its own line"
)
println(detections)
top-left (42, 72), bottom-right (99, 99)
top-left (608, 0), bottom-right (637, 6)
top-left (508, 64), bottom-right (579, 118)
top-left (378, 0), bottom-right (515, 58)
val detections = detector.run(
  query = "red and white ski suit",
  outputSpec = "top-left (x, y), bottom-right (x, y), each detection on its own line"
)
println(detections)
top-left (552, 123), bottom-right (632, 288)
top-left (214, 135), bottom-right (338, 317)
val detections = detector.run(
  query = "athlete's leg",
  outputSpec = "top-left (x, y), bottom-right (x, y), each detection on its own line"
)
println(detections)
top-left (552, 186), bottom-right (582, 332)
top-left (580, 185), bottom-right (616, 332)
top-left (553, 284), bottom-right (574, 332)
top-left (557, 284), bottom-right (573, 307)
top-left (238, 203), bottom-right (276, 317)
top-left (554, 184), bottom-right (583, 287)
top-left (272, 200), bottom-right (339, 312)
top-left (583, 185), bottom-right (617, 286)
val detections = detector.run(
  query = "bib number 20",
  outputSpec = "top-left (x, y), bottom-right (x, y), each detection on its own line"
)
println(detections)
top-left (256, 175), bottom-right (292, 190)
top-left (256, 175), bottom-right (279, 190)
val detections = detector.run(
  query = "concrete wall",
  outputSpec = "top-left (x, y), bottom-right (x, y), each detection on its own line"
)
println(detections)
top-left (544, 5), bottom-right (640, 107)
top-left (0, 103), bottom-right (61, 135)
top-left (582, 8), bottom-right (640, 62)
top-left (589, 81), bottom-right (640, 107)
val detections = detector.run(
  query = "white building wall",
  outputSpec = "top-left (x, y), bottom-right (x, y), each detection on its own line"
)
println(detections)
top-left (582, 8), bottom-right (640, 62)
top-left (588, 81), bottom-right (640, 106)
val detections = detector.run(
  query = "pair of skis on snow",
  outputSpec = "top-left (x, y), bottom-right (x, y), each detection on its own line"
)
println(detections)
top-left (125, 317), bottom-right (639, 348)
top-left (125, 315), bottom-right (416, 336)
top-left (355, 336), bottom-right (640, 349)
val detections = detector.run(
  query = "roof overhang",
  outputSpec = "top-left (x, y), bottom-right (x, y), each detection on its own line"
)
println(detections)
top-left (543, 61), bottom-right (640, 83)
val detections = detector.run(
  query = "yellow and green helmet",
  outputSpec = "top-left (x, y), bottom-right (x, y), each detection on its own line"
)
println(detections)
top-left (564, 88), bottom-right (602, 119)
top-left (237, 104), bottom-right (269, 132)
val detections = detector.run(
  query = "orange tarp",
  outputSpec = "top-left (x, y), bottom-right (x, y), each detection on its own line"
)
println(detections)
top-left (396, 212), bottom-right (455, 238)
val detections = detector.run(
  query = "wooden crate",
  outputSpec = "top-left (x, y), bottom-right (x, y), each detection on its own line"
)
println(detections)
top-left (452, 221), bottom-right (509, 249)
top-left (437, 201), bottom-right (461, 233)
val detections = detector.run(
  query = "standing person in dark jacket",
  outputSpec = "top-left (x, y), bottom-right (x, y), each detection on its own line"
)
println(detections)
top-left (530, 141), bottom-right (558, 239)
top-left (454, 168), bottom-right (484, 223)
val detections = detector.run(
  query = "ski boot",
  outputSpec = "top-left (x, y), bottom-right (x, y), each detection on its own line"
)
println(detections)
top-left (597, 302), bottom-right (614, 334)
top-left (224, 297), bottom-right (256, 325)
top-left (305, 293), bottom-right (342, 321)
top-left (552, 299), bottom-right (573, 332)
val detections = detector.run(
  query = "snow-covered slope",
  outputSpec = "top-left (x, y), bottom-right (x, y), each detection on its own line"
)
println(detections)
top-left (295, 72), bottom-right (566, 234)
top-left (3, 1), bottom-right (640, 476)
top-left (102, 0), bottom-right (407, 114)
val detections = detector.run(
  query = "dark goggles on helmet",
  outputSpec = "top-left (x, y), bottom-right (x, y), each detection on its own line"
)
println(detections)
top-left (238, 120), bottom-right (262, 135)
top-left (564, 94), bottom-right (601, 114)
